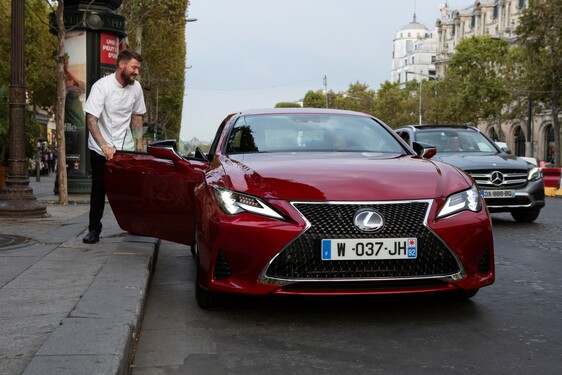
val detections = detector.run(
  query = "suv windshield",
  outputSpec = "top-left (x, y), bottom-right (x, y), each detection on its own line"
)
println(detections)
top-left (416, 129), bottom-right (499, 153)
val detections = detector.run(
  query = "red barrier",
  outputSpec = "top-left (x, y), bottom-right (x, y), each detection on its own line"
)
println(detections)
top-left (542, 167), bottom-right (562, 188)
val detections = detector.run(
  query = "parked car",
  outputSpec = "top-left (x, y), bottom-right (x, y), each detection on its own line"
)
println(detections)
top-left (395, 125), bottom-right (545, 222)
top-left (105, 109), bottom-right (494, 307)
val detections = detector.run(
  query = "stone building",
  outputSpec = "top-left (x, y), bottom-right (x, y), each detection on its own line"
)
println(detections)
top-left (391, 1), bottom-right (557, 163)
top-left (434, 0), bottom-right (556, 164)
top-left (391, 14), bottom-right (437, 85)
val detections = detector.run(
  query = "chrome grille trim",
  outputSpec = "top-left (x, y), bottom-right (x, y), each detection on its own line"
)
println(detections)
top-left (260, 199), bottom-right (465, 285)
top-left (468, 170), bottom-right (528, 187)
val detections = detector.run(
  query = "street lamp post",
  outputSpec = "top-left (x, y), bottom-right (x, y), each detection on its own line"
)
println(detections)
top-left (323, 75), bottom-right (328, 108)
top-left (0, 0), bottom-right (47, 217)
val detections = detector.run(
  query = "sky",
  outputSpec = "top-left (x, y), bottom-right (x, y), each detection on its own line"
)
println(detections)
top-left (180, 0), bottom-right (468, 142)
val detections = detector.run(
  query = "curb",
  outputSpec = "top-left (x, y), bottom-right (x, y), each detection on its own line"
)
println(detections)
top-left (22, 235), bottom-right (159, 375)
top-left (545, 187), bottom-right (562, 197)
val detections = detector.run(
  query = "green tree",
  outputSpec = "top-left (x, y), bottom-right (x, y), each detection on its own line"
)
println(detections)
top-left (334, 81), bottom-right (376, 115)
top-left (120, 0), bottom-right (189, 140)
top-left (275, 102), bottom-right (301, 108)
top-left (439, 35), bottom-right (510, 126)
top-left (516, 0), bottom-right (562, 166)
top-left (372, 80), bottom-right (418, 128)
top-left (303, 90), bottom-right (326, 108)
top-left (0, 0), bottom-right (57, 108)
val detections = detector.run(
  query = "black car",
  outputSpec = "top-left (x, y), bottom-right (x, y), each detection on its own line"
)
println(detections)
top-left (395, 125), bottom-right (545, 222)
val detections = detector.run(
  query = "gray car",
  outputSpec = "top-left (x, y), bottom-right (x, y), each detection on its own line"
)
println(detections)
top-left (395, 125), bottom-right (545, 222)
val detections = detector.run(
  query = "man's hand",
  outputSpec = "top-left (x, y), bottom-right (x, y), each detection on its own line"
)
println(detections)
top-left (101, 144), bottom-right (116, 160)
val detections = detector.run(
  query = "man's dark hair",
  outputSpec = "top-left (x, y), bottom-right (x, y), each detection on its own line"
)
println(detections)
top-left (117, 50), bottom-right (143, 66)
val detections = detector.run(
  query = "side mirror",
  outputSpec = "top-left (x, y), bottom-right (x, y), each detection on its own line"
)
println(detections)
top-left (412, 141), bottom-right (437, 159)
top-left (194, 147), bottom-right (209, 161)
top-left (500, 146), bottom-right (512, 154)
top-left (147, 141), bottom-right (183, 162)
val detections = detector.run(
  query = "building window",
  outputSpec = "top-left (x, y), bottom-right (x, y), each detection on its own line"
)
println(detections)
top-left (431, 55), bottom-right (436, 63)
top-left (471, 15), bottom-right (475, 28)
top-left (412, 57), bottom-right (415, 64)
top-left (518, 0), bottom-right (527, 9)
top-left (406, 40), bottom-right (413, 53)
top-left (493, 0), bottom-right (499, 19)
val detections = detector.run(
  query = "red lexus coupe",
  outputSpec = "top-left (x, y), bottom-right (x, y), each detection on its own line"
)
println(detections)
top-left (105, 108), bottom-right (495, 308)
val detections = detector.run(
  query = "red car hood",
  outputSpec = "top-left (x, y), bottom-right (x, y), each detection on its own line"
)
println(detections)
top-left (220, 152), bottom-right (470, 201)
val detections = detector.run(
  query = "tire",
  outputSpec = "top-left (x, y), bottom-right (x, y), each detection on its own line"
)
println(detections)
top-left (194, 234), bottom-right (224, 308)
top-left (511, 209), bottom-right (540, 223)
top-left (195, 280), bottom-right (224, 309)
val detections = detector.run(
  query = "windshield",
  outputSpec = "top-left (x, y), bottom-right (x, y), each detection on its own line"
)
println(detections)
top-left (225, 114), bottom-right (406, 154)
top-left (415, 129), bottom-right (499, 153)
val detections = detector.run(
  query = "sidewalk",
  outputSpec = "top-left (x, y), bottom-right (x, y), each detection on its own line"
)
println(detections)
top-left (0, 174), bottom-right (158, 375)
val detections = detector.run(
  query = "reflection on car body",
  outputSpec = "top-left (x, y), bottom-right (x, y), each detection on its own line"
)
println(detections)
top-left (395, 125), bottom-right (545, 223)
top-left (106, 109), bottom-right (494, 308)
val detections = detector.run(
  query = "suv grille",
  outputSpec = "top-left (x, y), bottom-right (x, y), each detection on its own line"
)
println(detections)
top-left (467, 169), bottom-right (528, 188)
top-left (264, 201), bottom-right (460, 280)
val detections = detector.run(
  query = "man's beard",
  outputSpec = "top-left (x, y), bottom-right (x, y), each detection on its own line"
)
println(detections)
top-left (121, 71), bottom-right (136, 86)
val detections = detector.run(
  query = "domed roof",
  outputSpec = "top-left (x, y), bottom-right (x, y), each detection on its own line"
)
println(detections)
top-left (400, 14), bottom-right (429, 32)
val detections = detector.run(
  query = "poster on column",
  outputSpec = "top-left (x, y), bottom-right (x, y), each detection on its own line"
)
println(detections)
top-left (100, 33), bottom-right (119, 77)
top-left (64, 31), bottom-right (87, 177)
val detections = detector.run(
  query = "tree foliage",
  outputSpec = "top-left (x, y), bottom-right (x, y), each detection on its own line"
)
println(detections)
top-left (372, 80), bottom-right (418, 128)
top-left (334, 82), bottom-right (376, 115)
top-left (516, 0), bottom-right (562, 166)
top-left (438, 35), bottom-right (510, 125)
top-left (303, 90), bottom-right (326, 108)
top-left (0, 0), bottom-right (57, 108)
top-left (120, 0), bottom-right (189, 140)
top-left (275, 101), bottom-right (301, 108)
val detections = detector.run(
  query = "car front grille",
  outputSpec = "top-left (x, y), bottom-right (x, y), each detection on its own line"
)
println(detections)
top-left (467, 169), bottom-right (528, 188)
top-left (263, 201), bottom-right (461, 281)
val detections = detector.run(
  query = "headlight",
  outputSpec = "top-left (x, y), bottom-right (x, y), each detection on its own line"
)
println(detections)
top-left (211, 186), bottom-right (284, 220)
top-left (528, 167), bottom-right (542, 181)
top-left (437, 185), bottom-right (482, 219)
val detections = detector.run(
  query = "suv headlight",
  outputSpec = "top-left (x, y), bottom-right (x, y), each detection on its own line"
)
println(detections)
top-left (437, 185), bottom-right (482, 219)
top-left (211, 186), bottom-right (284, 220)
top-left (528, 167), bottom-right (542, 181)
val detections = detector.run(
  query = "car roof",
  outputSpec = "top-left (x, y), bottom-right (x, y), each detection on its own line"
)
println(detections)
top-left (234, 108), bottom-right (371, 118)
top-left (397, 124), bottom-right (480, 132)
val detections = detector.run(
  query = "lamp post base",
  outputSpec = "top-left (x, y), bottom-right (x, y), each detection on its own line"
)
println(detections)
top-left (0, 177), bottom-right (49, 218)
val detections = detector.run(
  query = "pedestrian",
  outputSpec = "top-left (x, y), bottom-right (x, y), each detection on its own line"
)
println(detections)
top-left (82, 50), bottom-right (146, 244)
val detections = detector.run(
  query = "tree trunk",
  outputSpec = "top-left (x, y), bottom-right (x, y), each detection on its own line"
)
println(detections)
top-left (56, 2), bottom-right (68, 204)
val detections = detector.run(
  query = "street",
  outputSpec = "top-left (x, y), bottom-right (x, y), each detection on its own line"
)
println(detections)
top-left (130, 198), bottom-right (562, 375)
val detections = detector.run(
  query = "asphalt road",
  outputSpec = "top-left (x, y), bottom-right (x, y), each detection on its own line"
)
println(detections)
top-left (130, 198), bottom-right (562, 375)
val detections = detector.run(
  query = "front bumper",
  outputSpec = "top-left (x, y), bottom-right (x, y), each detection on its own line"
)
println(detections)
top-left (197, 198), bottom-right (494, 296)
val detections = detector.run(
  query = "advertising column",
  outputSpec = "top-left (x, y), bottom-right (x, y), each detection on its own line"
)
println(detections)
top-left (51, 0), bottom-right (127, 194)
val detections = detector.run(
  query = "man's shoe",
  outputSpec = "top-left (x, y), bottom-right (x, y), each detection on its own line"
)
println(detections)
top-left (83, 230), bottom-right (100, 244)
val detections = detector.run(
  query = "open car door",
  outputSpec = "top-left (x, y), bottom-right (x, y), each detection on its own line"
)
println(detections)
top-left (105, 142), bottom-right (208, 245)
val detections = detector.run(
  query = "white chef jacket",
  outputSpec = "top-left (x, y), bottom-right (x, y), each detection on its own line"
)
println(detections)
top-left (84, 73), bottom-right (146, 155)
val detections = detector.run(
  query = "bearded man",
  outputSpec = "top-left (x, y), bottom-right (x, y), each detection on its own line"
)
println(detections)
top-left (82, 50), bottom-right (146, 244)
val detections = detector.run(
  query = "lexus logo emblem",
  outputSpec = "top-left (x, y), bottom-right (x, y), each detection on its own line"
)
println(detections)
top-left (490, 171), bottom-right (504, 186)
top-left (354, 209), bottom-right (384, 232)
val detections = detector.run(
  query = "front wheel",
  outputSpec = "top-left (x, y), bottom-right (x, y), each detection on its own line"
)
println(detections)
top-left (511, 209), bottom-right (540, 223)
top-left (195, 279), bottom-right (224, 309)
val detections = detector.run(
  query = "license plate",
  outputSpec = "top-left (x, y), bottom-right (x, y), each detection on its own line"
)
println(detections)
top-left (321, 238), bottom-right (417, 261)
top-left (481, 189), bottom-right (515, 199)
